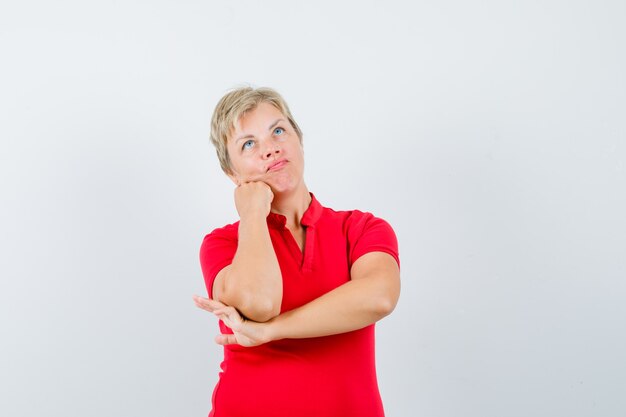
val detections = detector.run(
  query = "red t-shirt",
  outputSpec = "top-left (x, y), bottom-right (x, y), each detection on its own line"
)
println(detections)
top-left (199, 193), bottom-right (399, 417)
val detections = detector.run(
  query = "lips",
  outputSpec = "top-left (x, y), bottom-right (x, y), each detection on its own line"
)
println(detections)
top-left (267, 159), bottom-right (288, 172)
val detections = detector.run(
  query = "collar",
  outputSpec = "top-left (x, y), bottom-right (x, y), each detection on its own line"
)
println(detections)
top-left (267, 192), bottom-right (323, 229)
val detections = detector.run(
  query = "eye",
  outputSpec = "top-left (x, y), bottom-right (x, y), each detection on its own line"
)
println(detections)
top-left (273, 127), bottom-right (285, 135)
top-left (242, 139), bottom-right (255, 150)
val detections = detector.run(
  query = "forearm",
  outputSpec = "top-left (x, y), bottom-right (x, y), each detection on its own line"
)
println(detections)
top-left (267, 275), bottom-right (397, 340)
top-left (221, 215), bottom-right (282, 320)
top-left (194, 253), bottom-right (399, 347)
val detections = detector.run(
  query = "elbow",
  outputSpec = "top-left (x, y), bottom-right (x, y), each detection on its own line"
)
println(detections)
top-left (218, 277), bottom-right (282, 322)
top-left (238, 295), bottom-right (281, 322)
top-left (374, 297), bottom-right (397, 319)
top-left (372, 287), bottom-right (400, 319)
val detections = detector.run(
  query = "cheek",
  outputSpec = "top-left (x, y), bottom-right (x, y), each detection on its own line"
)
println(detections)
top-left (229, 151), bottom-right (251, 170)
top-left (296, 147), bottom-right (305, 165)
top-left (288, 141), bottom-right (304, 158)
top-left (239, 161), bottom-right (259, 175)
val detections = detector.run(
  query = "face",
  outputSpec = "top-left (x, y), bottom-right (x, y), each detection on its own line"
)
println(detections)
top-left (227, 102), bottom-right (305, 194)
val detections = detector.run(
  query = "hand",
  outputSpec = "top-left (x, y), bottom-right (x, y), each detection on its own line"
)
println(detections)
top-left (193, 295), bottom-right (272, 347)
top-left (233, 181), bottom-right (274, 220)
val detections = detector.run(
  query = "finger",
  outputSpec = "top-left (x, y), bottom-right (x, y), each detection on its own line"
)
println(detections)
top-left (242, 175), bottom-right (268, 185)
top-left (217, 313), bottom-right (243, 331)
top-left (207, 299), bottom-right (227, 309)
top-left (214, 306), bottom-right (238, 316)
top-left (193, 295), bottom-right (222, 307)
top-left (193, 299), bottom-right (213, 312)
top-left (215, 334), bottom-right (239, 346)
top-left (193, 294), bottom-right (211, 304)
top-left (193, 295), bottom-right (226, 312)
top-left (215, 307), bottom-right (242, 324)
top-left (192, 296), bottom-right (214, 311)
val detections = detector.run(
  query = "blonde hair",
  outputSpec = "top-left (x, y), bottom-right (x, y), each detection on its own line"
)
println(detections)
top-left (210, 86), bottom-right (303, 175)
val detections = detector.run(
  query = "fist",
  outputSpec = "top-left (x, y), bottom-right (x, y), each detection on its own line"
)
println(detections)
top-left (234, 181), bottom-right (274, 220)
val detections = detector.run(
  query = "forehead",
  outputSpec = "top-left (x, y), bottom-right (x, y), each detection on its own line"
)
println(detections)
top-left (231, 102), bottom-right (284, 136)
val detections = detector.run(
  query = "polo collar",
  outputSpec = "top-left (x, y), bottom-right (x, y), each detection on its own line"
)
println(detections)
top-left (267, 192), bottom-right (323, 229)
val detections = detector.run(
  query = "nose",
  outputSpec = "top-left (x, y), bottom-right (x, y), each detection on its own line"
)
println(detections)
top-left (261, 141), bottom-right (281, 159)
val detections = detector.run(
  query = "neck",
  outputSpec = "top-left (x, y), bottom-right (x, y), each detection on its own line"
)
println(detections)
top-left (270, 183), bottom-right (311, 229)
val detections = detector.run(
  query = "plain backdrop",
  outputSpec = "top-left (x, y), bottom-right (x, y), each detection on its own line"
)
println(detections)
top-left (1, 1), bottom-right (625, 416)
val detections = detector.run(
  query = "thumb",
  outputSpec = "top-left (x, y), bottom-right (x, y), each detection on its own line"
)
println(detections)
top-left (215, 334), bottom-right (238, 345)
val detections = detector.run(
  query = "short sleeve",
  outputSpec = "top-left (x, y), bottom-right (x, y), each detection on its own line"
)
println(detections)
top-left (347, 212), bottom-right (400, 269)
top-left (199, 223), bottom-right (239, 299)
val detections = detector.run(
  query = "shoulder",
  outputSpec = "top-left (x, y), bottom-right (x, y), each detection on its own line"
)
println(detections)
top-left (321, 206), bottom-right (395, 236)
top-left (325, 207), bottom-right (399, 268)
top-left (343, 210), bottom-right (396, 242)
top-left (200, 221), bottom-right (240, 253)
top-left (345, 209), bottom-right (386, 229)
top-left (205, 221), bottom-right (240, 238)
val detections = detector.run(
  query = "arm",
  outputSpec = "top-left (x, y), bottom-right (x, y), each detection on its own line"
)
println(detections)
top-left (213, 182), bottom-right (282, 322)
top-left (194, 251), bottom-right (400, 346)
top-left (268, 251), bottom-right (400, 339)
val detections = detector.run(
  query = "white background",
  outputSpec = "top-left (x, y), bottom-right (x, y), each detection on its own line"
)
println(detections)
top-left (1, 1), bottom-right (625, 416)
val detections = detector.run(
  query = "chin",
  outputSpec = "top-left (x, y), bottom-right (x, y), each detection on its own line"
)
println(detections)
top-left (268, 182), bottom-right (296, 195)
top-left (267, 174), bottom-right (302, 195)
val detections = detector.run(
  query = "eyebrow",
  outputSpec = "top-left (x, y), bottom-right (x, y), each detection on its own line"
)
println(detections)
top-left (268, 118), bottom-right (285, 132)
top-left (235, 118), bottom-right (286, 143)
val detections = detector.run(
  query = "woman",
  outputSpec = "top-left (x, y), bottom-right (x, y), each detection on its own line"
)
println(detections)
top-left (193, 86), bottom-right (401, 417)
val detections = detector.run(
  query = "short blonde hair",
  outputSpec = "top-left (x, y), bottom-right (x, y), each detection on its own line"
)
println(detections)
top-left (210, 86), bottom-right (303, 175)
